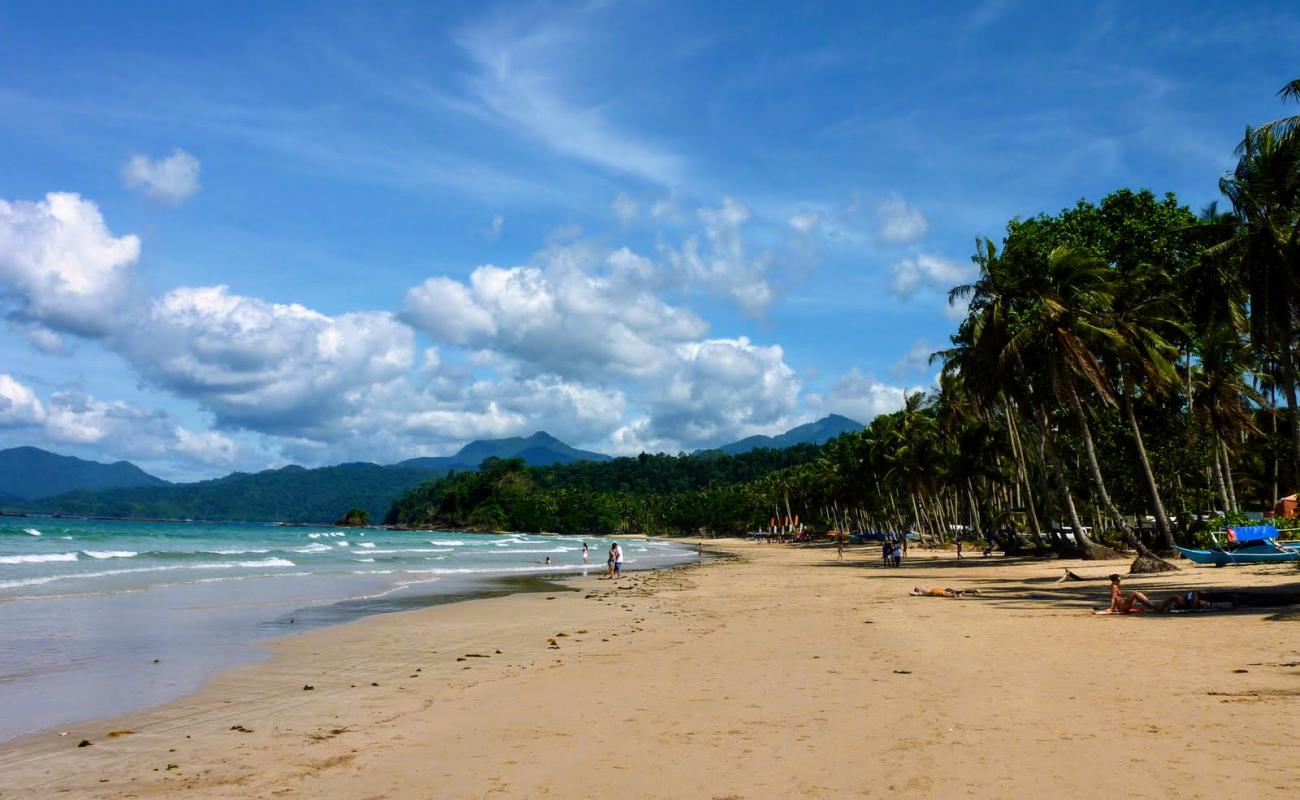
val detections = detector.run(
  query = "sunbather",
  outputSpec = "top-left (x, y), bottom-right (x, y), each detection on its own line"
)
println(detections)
top-left (1108, 574), bottom-right (1155, 613)
top-left (910, 586), bottom-right (980, 597)
top-left (1155, 590), bottom-right (1212, 612)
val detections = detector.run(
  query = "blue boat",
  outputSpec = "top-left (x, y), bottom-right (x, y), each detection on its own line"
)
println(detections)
top-left (1175, 524), bottom-right (1300, 566)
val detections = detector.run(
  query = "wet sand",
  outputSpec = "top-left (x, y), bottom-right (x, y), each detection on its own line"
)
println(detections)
top-left (2, 540), bottom-right (1298, 799)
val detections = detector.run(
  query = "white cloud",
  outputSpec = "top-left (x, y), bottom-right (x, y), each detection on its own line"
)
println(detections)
top-left (809, 369), bottom-right (909, 423)
top-left (789, 210), bottom-right (821, 234)
top-left (404, 243), bottom-right (705, 381)
top-left (876, 194), bottom-right (928, 244)
top-left (612, 192), bottom-right (638, 223)
top-left (665, 197), bottom-right (773, 314)
top-left (172, 426), bottom-right (241, 466)
top-left (890, 252), bottom-right (971, 299)
top-left (892, 339), bottom-right (937, 377)
top-left (454, 18), bottom-right (685, 184)
top-left (119, 285), bottom-right (415, 435)
top-left (944, 293), bottom-right (972, 322)
top-left (647, 337), bottom-right (800, 445)
top-left (122, 149), bottom-right (202, 204)
top-left (484, 213), bottom-right (504, 241)
top-left (0, 192), bottom-right (140, 338)
top-left (0, 374), bottom-right (47, 427)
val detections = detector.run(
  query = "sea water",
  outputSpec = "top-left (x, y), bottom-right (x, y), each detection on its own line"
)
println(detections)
top-left (0, 516), bottom-right (694, 742)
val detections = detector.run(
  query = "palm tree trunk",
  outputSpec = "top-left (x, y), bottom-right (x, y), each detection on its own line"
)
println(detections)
top-left (1004, 401), bottom-right (1045, 548)
top-left (1116, 379), bottom-right (1177, 553)
top-left (1209, 440), bottom-right (1231, 513)
top-left (1060, 385), bottom-right (1175, 567)
top-left (1034, 407), bottom-right (1097, 553)
top-left (1219, 436), bottom-right (1239, 512)
top-left (1281, 347), bottom-right (1300, 487)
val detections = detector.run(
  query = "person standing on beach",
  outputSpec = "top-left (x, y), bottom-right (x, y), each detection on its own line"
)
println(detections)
top-left (836, 533), bottom-right (844, 560)
top-left (581, 542), bottom-right (589, 564)
top-left (605, 544), bottom-right (616, 579)
top-left (613, 542), bottom-right (624, 578)
top-left (956, 540), bottom-right (964, 559)
top-left (882, 539), bottom-right (893, 567)
top-left (892, 541), bottom-right (902, 567)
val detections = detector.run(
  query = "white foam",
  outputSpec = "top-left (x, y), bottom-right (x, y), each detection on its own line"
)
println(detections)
top-left (483, 547), bottom-right (570, 555)
top-left (357, 542), bottom-right (377, 549)
top-left (431, 539), bottom-right (466, 546)
top-left (24, 528), bottom-right (41, 536)
top-left (292, 544), bottom-right (333, 554)
top-left (334, 541), bottom-right (350, 547)
top-left (354, 557), bottom-right (376, 563)
top-left (0, 552), bottom-right (78, 564)
top-left (0, 557), bottom-right (296, 590)
top-left (205, 548), bottom-right (271, 555)
top-left (82, 550), bottom-right (138, 560)
top-left (366, 548), bottom-right (453, 554)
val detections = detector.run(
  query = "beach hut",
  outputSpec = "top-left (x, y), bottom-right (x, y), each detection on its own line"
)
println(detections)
top-left (1273, 494), bottom-right (1299, 519)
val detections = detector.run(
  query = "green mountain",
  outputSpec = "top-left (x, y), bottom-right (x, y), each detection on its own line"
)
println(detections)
top-left (709, 414), bottom-right (864, 456)
top-left (394, 431), bottom-right (611, 471)
top-left (11, 432), bottom-right (613, 523)
top-left (21, 462), bottom-right (438, 524)
top-left (0, 446), bottom-right (169, 501)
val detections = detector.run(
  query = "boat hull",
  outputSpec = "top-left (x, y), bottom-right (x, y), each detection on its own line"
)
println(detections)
top-left (1176, 544), bottom-right (1300, 566)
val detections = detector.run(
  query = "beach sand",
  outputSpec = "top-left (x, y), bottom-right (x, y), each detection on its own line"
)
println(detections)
top-left (2, 540), bottom-right (1298, 799)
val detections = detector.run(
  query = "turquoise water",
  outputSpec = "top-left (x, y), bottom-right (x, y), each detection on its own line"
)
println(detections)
top-left (0, 516), bottom-right (693, 742)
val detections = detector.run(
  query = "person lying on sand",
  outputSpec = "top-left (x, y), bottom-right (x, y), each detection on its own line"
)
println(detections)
top-left (910, 587), bottom-right (981, 597)
top-left (1155, 590), bottom-right (1212, 612)
top-left (1107, 574), bottom-right (1155, 613)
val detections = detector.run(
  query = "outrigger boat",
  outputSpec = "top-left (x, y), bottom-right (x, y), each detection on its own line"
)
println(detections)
top-left (1175, 524), bottom-right (1300, 566)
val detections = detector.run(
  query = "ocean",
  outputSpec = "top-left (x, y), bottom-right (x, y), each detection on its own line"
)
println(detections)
top-left (0, 516), bottom-right (695, 742)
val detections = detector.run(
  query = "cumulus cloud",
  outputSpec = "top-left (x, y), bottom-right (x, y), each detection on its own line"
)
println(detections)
top-left (665, 197), bottom-right (773, 313)
top-left (404, 243), bottom-right (705, 381)
top-left (0, 376), bottom-right (243, 473)
top-left (0, 192), bottom-right (140, 338)
top-left (876, 194), bottom-right (928, 244)
top-left (119, 285), bottom-right (415, 434)
top-left (890, 253), bottom-right (971, 299)
top-left (647, 337), bottom-right (799, 445)
top-left (122, 149), bottom-right (202, 204)
top-left (0, 374), bottom-right (47, 427)
top-left (809, 369), bottom-right (908, 423)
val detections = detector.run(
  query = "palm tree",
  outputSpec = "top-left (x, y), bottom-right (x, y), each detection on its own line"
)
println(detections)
top-left (1217, 125), bottom-right (1300, 484)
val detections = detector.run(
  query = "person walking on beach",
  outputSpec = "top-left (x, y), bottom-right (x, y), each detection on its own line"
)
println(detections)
top-left (613, 542), bottom-right (624, 578)
top-left (956, 540), bottom-right (964, 559)
top-left (891, 541), bottom-right (903, 567)
top-left (836, 532), bottom-right (844, 560)
top-left (882, 539), bottom-right (893, 567)
top-left (604, 543), bottom-right (616, 579)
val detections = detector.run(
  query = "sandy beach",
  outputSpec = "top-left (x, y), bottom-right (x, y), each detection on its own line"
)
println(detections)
top-left (2, 540), bottom-right (1298, 799)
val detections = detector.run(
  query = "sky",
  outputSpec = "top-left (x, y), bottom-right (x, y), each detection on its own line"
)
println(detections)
top-left (0, 1), bottom-right (1297, 481)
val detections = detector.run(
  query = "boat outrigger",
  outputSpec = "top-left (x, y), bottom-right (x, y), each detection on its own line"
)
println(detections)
top-left (1174, 524), bottom-right (1300, 566)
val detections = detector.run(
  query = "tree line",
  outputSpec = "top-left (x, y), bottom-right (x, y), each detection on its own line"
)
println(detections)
top-left (388, 78), bottom-right (1300, 573)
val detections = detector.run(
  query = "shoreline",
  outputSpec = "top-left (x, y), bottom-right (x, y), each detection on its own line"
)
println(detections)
top-left (3, 541), bottom-right (1298, 798)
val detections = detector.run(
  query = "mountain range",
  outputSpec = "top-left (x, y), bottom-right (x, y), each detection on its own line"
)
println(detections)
top-left (0, 446), bottom-right (170, 502)
top-left (1, 415), bottom-right (861, 522)
top-left (704, 414), bottom-right (864, 455)
top-left (393, 431), bottom-right (611, 471)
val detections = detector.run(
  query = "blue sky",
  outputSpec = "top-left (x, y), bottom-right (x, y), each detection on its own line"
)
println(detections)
top-left (0, 1), bottom-right (1297, 480)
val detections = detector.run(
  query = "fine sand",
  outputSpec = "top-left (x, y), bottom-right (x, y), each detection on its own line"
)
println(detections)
top-left (2, 541), bottom-right (1298, 799)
